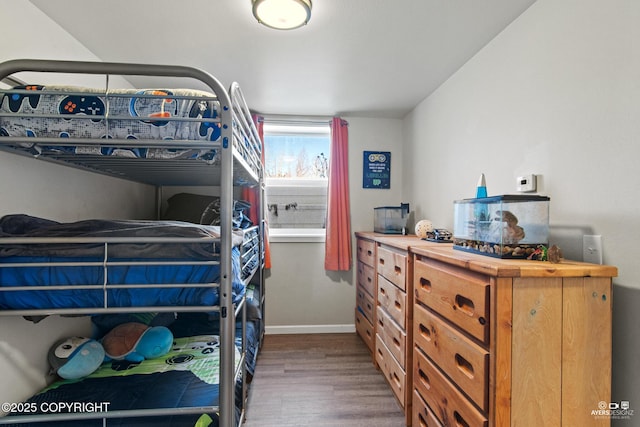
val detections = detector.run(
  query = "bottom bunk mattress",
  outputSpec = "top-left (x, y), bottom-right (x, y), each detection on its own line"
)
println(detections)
top-left (2, 335), bottom-right (241, 427)
top-left (169, 286), bottom-right (262, 378)
top-left (0, 215), bottom-right (246, 310)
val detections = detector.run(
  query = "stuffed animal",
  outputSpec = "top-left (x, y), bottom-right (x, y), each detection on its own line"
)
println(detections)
top-left (48, 336), bottom-right (105, 380)
top-left (101, 322), bottom-right (173, 363)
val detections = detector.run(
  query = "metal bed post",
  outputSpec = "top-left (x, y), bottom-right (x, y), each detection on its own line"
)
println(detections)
top-left (217, 87), bottom-right (235, 427)
top-left (0, 59), bottom-right (241, 427)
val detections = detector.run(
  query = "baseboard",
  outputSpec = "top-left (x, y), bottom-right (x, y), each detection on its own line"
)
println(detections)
top-left (265, 324), bottom-right (356, 335)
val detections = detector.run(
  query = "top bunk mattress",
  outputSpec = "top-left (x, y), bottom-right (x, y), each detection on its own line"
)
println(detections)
top-left (0, 85), bottom-right (221, 161)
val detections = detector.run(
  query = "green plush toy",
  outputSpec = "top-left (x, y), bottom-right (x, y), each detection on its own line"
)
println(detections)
top-left (101, 322), bottom-right (173, 363)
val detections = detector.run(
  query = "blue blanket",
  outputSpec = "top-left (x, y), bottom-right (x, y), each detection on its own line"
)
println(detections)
top-left (0, 215), bottom-right (245, 310)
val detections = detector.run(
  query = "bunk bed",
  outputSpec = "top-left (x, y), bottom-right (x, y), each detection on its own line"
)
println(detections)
top-left (0, 59), bottom-right (264, 427)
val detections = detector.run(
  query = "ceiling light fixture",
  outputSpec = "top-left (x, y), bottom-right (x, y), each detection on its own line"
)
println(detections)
top-left (252, 0), bottom-right (312, 30)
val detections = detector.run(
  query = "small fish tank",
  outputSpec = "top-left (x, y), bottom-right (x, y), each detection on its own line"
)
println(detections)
top-left (453, 195), bottom-right (550, 258)
top-left (374, 203), bottom-right (409, 234)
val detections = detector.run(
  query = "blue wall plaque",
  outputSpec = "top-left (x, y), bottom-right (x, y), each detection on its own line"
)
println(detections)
top-left (363, 151), bottom-right (391, 189)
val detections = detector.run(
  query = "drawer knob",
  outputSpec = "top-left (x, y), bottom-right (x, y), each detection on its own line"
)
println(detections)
top-left (418, 368), bottom-right (431, 390)
top-left (455, 353), bottom-right (475, 379)
top-left (392, 371), bottom-right (401, 387)
top-left (478, 316), bottom-right (487, 325)
top-left (454, 411), bottom-right (469, 427)
top-left (419, 323), bottom-right (432, 341)
top-left (419, 277), bottom-right (432, 291)
top-left (455, 294), bottom-right (475, 316)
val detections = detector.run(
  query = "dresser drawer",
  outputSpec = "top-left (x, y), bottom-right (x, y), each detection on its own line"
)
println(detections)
top-left (378, 274), bottom-right (407, 329)
top-left (355, 308), bottom-right (374, 353)
top-left (414, 348), bottom-right (488, 427)
top-left (357, 260), bottom-right (376, 297)
top-left (357, 238), bottom-right (376, 267)
top-left (376, 305), bottom-right (407, 370)
top-left (414, 303), bottom-right (489, 410)
top-left (376, 334), bottom-right (406, 407)
top-left (377, 245), bottom-right (408, 291)
top-left (413, 390), bottom-right (443, 427)
top-left (414, 257), bottom-right (490, 343)
top-left (357, 284), bottom-right (375, 324)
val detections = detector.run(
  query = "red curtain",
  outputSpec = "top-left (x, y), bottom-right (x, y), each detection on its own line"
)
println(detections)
top-left (242, 114), bottom-right (271, 269)
top-left (324, 117), bottom-right (352, 271)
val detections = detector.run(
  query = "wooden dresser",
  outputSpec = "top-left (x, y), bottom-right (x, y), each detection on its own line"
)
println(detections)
top-left (411, 245), bottom-right (617, 427)
top-left (355, 233), bottom-right (440, 425)
top-left (354, 232), bottom-right (617, 426)
top-left (374, 236), bottom-right (414, 425)
top-left (355, 235), bottom-right (377, 354)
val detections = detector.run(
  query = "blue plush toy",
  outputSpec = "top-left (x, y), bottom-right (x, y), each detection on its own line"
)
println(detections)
top-left (48, 337), bottom-right (105, 380)
top-left (101, 322), bottom-right (173, 363)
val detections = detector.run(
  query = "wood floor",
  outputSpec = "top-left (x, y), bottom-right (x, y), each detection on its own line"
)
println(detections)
top-left (243, 333), bottom-right (406, 427)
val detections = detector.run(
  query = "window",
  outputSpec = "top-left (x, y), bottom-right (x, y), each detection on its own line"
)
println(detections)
top-left (263, 119), bottom-right (331, 241)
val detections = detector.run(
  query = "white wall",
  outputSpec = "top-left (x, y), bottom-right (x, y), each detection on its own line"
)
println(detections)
top-left (403, 0), bottom-right (639, 422)
top-left (264, 117), bottom-right (403, 332)
top-left (0, 0), bottom-right (129, 87)
top-left (0, 0), bottom-right (154, 409)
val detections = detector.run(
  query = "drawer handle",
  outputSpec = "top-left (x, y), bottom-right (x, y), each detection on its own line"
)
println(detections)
top-left (394, 300), bottom-right (402, 310)
top-left (419, 323), bottom-right (432, 341)
top-left (366, 329), bottom-right (372, 338)
top-left (393, 337), bottom-right (401, 348)
top-left (455, 294), bottom-right (475, 316)
top-left (379, 258), bottom-right (385, 265)
top-left (367, 250), bottom-right (373, 256)
top-left (394, 265), bottom-right (402, 275)
top-left (418, 368), bottom-right (431, 390)
top-left (416, 413), bottom-right (428, 427)
top-left (392, 371), bottom-right (402, 387)
top-left (378, 317), bottom-right (384, 327)
top-left (419, 277), bottom-right (432, 292)
top-left (454, 411), bottom-right (470, 427)
top-left (455, 353), bottom-right (475, 379)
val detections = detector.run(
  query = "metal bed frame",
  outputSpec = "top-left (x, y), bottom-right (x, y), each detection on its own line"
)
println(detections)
top-left (0, 59), bottom-right (264, 427)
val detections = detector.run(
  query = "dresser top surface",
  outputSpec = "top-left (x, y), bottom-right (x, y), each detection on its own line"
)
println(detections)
top-left (355, 231), bottom-right (618, 278)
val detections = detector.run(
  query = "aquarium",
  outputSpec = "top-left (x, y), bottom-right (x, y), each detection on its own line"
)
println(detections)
top-left (453, 195), bottom-right (550, 258)
top-left (374, 203), bottom-right (409, 234)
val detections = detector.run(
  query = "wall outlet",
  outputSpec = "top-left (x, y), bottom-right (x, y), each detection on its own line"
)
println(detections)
top-left (583, 235), bottom-right (603, 264)
top-left (516, 174), bottom-right (537, 192)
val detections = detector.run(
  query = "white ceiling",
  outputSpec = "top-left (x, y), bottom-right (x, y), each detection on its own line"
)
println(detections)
top-left (30, 0), bottom-right (536, 118)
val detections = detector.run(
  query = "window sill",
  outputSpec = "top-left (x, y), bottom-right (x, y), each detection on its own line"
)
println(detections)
top-left (269, 229), bottom-right (326, 243)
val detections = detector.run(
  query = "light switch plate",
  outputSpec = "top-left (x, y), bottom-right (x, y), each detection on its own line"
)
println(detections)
top-left (516, 174), bottom-right (536, 192)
